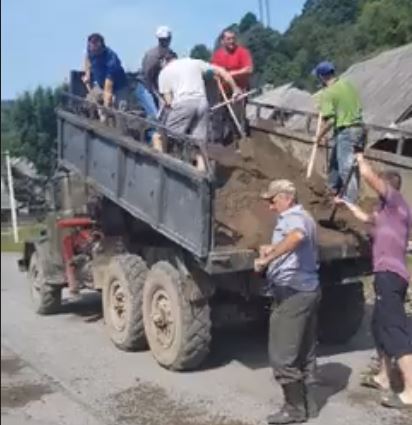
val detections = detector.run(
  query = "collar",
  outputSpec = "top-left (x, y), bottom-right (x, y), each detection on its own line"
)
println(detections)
top-left (278, 204), bottom-right (303, 220)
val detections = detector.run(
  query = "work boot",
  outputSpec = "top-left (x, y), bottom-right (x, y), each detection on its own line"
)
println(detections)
top-left (305, 383), bottom-right (319, 418)
top-left (267, 382), bottom-right (307, 424)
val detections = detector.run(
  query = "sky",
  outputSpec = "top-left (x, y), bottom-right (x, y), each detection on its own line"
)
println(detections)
top-left (1, 0), bottom-right (305, 99)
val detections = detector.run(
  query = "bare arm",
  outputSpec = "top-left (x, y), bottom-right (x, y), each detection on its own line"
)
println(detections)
top-left (162, 92), bottom-right (173, 107)
top-left (82, 56), bottom-right (92, 88)
top-left (210, 65), bottom-right (241, 95)
top-left (315, 117), bottom-right (333, 144)
top-left (254, 230), bottom-right (305, 272)
top-left (229, 65), bottom-right (253, 78)
top-left (356, 153), bottom-right (386, 197)
top-left (103, 78), bottom-right (114, 107)
top-left (337, 199), bottom-right (373, 223)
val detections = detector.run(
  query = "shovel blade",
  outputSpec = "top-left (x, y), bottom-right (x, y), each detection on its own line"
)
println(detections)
top-left (238, 137), bottom-right (254, 159)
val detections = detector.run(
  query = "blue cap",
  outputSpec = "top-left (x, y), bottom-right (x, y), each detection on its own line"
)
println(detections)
top-left (312, 61), bottom-right (335, 77)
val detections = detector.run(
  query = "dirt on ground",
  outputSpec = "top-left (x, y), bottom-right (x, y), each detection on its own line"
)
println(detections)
top-left (210, 132), bottom-right (371, 251)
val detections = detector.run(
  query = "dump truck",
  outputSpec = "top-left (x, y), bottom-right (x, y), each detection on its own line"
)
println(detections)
top-left (18, 72), bottom-right (377, 371)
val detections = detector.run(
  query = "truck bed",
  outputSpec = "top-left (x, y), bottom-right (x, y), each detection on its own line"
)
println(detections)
top-left (57, 107), bottom-right (369, 276)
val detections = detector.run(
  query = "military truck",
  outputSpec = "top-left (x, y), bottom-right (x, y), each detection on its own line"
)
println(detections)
top-left (18, 73), bottom-right (373, 371)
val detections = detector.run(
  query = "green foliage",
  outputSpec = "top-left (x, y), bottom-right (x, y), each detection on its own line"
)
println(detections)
top-left (190, 44), bottom-right (212, 61)
top-left (1, 86), bottom-right (64, 176)
top-left (239, 12), bottom-right (258, 34)
top-left (197, 0), bottom-right (412, 90)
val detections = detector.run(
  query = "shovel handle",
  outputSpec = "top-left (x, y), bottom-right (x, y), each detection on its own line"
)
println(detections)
top-left (216, 78), bottom-right (245, 138)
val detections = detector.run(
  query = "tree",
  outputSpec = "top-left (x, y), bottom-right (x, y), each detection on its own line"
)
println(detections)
top-left (3, 86), bottom-right (64, 176)
top-left (239, 12), bottom-right (258, 34)
top-left (190, 44), bottom-right (212, 61)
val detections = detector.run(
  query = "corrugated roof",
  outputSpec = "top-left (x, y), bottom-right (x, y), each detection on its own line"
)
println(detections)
top-left (248, 44), bottom-right (412, 142)
top-left (342, 44), bottom-right (412, 128)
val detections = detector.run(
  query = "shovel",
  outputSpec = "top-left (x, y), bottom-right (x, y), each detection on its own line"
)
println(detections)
top-left (306, 113), bottom-right (322, 179)
top-left (216, 78), bottom-right (254, 159)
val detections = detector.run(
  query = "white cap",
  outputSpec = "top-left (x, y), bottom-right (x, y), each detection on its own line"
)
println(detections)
top-left (156, 26), bottom-right (172, 39)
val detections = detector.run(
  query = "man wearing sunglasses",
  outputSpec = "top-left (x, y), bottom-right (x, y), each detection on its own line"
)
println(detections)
top-left (254, 179), bottom-right (320, 424)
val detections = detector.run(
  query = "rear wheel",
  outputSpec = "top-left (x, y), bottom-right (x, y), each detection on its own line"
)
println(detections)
top-left (103, 254), bottom-right (148, 351)
top-left (318, 282), bottom-right (365, 344)
top-left (143, 261), bottom-right (211, 371)
top-left (28, 251), bottom-right (62, 315)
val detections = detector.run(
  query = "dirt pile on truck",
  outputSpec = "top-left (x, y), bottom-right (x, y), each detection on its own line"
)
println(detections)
top-left (210, 133), bottom-right (369, 251)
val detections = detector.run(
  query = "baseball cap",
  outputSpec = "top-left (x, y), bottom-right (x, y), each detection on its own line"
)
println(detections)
top-left (261, 179), bottom-right (297, 200)
top-left (156, 26), bottom-right (172, 39)
top-left (311, 61), bottom-right (335, 77)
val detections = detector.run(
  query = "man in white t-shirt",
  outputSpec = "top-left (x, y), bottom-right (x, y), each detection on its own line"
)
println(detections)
top-left (158, 52), bottom-right (241, 147)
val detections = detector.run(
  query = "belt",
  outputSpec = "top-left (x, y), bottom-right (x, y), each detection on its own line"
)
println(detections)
top-left (335, 123), bottom-right (363, 132)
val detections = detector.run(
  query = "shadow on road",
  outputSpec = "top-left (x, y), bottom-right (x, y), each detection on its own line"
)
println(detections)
top-left (60, 291), bottom-right (103, 322)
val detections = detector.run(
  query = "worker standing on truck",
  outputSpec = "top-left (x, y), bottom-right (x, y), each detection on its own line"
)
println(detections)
top-left (254, 179), bottom-right (320, 424)
top-left (335, 153), bottom-right (412, 409)
top-left (158, 52), bottom-right (242, 170)
top-left (82, 33), bottom-right (129, 113)
top-left (141, 26), bottom-right (177, 101)
top-left (312, 61), bottom-right (365, 203)
top-left (211, 29), bottom-right (253, 142)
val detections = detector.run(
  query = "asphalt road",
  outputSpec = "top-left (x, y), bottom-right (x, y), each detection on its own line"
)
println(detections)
top-left (1, 252), bottom-right (410, 425)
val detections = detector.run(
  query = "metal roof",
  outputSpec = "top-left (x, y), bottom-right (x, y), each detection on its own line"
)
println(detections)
top-left (248, 44), bottom-right (412, 141)
top-left (342, 43), bottom-right (412, 128)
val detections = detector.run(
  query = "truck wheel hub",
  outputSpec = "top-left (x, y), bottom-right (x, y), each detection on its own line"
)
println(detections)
top-left (110, 280), bottom-right (127, 332)
top-left (151, 290), bottom-right (174, 348)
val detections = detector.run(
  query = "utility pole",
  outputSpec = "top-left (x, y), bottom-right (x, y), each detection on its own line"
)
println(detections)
top-left (265, 0), bottom-right (271, 27)
top-left (258, 0), bottom-right (264, 24)
top-left (258, 0), bottom-right (271, 27)
top-left (5, 151), bottom-right (19, 243)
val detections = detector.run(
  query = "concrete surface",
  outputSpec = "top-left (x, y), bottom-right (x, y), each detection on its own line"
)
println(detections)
top-left (1, 252), bottom-right (410, 425)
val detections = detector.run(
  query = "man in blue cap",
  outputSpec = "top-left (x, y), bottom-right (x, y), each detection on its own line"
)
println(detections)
top-left (312, 61), bottom-right (365, 203)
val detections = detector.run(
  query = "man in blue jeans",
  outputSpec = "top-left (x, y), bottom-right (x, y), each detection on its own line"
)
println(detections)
top-left (312, 61), bottom-right (365, 203)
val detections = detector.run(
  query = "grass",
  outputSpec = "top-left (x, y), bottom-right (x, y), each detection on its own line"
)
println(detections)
top-left (1, 223), bottom-right (44, 252)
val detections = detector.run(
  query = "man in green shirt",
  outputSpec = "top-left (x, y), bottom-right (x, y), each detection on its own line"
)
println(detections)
top-left (312, 61), bottom-right (365, 203)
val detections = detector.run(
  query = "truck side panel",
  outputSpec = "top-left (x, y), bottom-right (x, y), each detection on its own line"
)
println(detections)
top-left (58, 110), bottom-right (212, 258)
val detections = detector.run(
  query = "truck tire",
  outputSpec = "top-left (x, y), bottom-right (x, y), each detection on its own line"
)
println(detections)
top-left (143, 261), bottom-right (211, 371)
top-left (103, 254), bottom-right (148, 351)
top-left (28, 251), bottom-right (62, 315)
top-left (318, 282), bottom-right (365, 344)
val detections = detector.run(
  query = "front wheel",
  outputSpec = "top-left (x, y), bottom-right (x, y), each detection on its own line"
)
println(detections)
top-left (28, 251), bottom-right (62, 315)
top-left (143, 261), bottom-right (211, 371)
top-left (318, 282), bottom-right (365, 344)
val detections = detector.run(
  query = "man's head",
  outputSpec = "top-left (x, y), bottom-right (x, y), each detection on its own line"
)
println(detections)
top-left (161, 50), bottom-right (177, 68)
top-left (156, 26), bottom-right (172, 48)
top-left (221, 29), bottom-right (238, 52)
top-left (380, 170), bottom-right (402, 191)
top-left (87, 33), bottom-right (105, 56)
top-left (312, 61), bottom-right (336, 86)
top-left (261, 179), bottom-right (297, 214)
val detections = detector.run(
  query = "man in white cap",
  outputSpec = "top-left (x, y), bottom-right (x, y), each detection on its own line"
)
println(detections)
top-left (254, 179), bottom-right (320, 424)
top-left (141, 26), bottom-right (176, 98)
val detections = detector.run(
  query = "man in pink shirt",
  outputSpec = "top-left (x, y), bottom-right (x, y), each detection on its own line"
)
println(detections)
top-left (336, 153), bottom-right (412, 409)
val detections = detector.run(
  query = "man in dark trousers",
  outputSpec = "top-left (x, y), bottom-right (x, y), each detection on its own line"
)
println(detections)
top-left (141, 26), bottom-right (177, 99)
top-left (211, 29), bottom-right (253, 143)
top-left (335, 153), bottom-right (412, 409)
top-left (254, 179), bottom-right (321, 424)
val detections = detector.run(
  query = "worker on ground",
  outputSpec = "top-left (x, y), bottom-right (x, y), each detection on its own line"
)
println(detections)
top-left (211, 29), bottom-right (253, 142)
top-left (158, 52), bottom-right (242, 170)
top-left (82, 33), bottom-right (129, 117)
top-left (141, 26), bottom-right (177, 101)
top-left (312, 61), bottom-right (365, 203)
top-left (254, 180), bottom-right (320, 424)
top-left (335, 153), bottom-right (412, 409)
